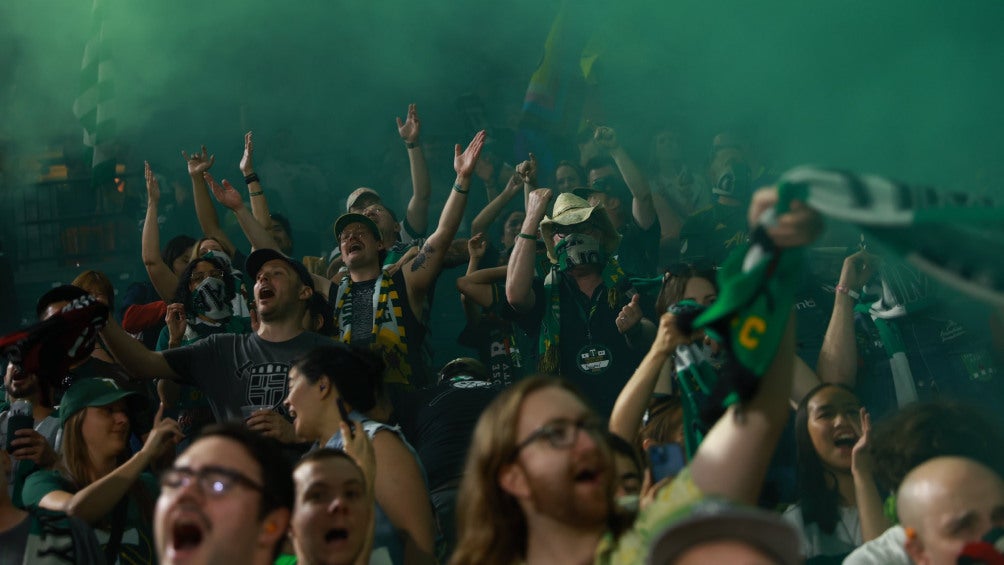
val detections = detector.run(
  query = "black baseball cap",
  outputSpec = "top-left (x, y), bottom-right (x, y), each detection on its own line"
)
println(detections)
top-left (245, 249), bottom-right (314, 289)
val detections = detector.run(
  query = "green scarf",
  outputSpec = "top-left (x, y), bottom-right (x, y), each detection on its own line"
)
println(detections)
top-left (538, 255), bottom-right (627, 375)
top-left (674, 183), bottom-right (806, 447)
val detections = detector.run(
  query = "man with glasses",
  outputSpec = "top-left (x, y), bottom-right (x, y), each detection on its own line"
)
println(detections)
top-left (506, 189), bottom-right (649, 420)
top-left (451, 300), bottom-right (799, 565)
top-left (155, 422), bottom-right (293, 565)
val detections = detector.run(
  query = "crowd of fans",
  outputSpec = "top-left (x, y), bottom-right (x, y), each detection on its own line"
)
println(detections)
top-left (1, 97), bottom-right (1003, 565)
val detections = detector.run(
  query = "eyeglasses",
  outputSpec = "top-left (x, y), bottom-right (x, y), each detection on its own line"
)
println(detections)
top-left (514, 417), bottom-right (606, 454)
top-left (190, 270), bottom-right (225, 283)
top-left (160, 465), bottom-right (265, 497)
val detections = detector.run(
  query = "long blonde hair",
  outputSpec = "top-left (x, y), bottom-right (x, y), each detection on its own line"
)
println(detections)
top-left (58, 407), bottom-right (154, 528)
top-left (450, 376), bottom-right (584, 565)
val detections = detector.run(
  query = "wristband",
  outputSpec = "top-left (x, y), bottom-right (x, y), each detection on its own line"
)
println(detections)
top-left (835, 284), bottom-right (860, 300)
top-left (249, 191), bottom-right (264, 197)
top-left (244, 172), bottom-right (260, 185)
top-left (406, 141), bottom-right (420, 149)
top-left (517, 232), bottom-right (538, 241)
top-left (452, 182), bottom-right (469, 195)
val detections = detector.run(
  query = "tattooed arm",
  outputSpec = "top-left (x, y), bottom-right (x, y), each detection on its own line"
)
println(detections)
top-left (402, 131), bottom-right (486, 315)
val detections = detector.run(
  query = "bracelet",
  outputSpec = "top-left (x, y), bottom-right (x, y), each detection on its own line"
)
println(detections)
top-left (244, 172), bottom-right (260, 185)
top-left (452, 182), bottom-right (469, 194)
top-left (249, 190), bottom-right (264, 197)
top-left (517, 232), bottom-right (538, 241)
top-left (406, 140), bottom-right (420, 149)
top-left (835, 284), bottom-right (860, 300)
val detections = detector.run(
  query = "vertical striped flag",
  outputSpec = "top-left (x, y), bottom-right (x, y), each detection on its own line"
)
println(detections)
top-left (72, 0), bottom-right (116, 189)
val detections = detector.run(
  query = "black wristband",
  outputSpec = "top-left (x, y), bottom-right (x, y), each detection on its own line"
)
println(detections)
top-left (452, 182), bottom-right (469, 194)
top-left (244, 172), bottom-right (260, 185)
top-left (406, 141), bottom-right (420, 149)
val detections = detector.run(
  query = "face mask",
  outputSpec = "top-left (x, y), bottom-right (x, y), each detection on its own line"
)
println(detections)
top-left (192, 276), bottom-right (232, 321)
top-left (555, 233), bottom-right (605, 271)
top-left (202, 250), bottom-right (233, 273)
top-left (712, 162), bottom-right (752, 202)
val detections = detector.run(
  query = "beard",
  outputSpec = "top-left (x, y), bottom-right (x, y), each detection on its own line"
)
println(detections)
top-left (521, 461), bottom-right (611, 529)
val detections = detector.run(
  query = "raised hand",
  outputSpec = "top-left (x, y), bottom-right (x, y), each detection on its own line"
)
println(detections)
top-left (144, 161), bottom-right (160, 205)
top-left (204, 172), bottom-right (244, 211)
top-left (468, 233), bottom-right (488, 261)
top-left (181, 145), bottom-right (215, 177)
top-left (593, 125), bottom-right (619, 149)
top-left (850, 407), bottom-right (873, 478)
top-left (526, 187), bottom-right (553, 222)
top-left (339, 420), bottom-right (376, 494)
top-left (454, 130), bottom-right (487, 179)
top-left (748, 187), bottom-right (824, 248)
top-left (651, 311), bottom-right (698, 357)
top-left (396, 103), bottom-right (421, 145)
top-left (239, 131), bottom-right (255, 176)
top-left (838, 250), bottom-right (880, 291)
top-left (143, 403), bottom-right (183, 458)
top-left (516, 153), bottom-right (538, 186)
top-left (502, 173), bottom-right (522, 195)
top-left (165, 302), bottom-right (187, 344)
top-left (615, 294), bottom-right (643, 334)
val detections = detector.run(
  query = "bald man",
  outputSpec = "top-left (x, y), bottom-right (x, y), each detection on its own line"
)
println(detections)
top-left (897, 456), bottom-right (1004, 565)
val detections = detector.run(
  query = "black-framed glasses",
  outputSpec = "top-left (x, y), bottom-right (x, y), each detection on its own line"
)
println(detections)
top-left (160, 465), bottom-right (264, 497)
top-left (514, 417), bottom-right (606, 455)
top-left (190, 270), bottom-right (225, 283)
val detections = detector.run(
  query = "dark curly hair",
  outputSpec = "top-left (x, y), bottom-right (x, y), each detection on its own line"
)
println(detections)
top-left (870, 400), bottom-right (1004, 492)
top-left (172, 256), bottom-right (236, 315)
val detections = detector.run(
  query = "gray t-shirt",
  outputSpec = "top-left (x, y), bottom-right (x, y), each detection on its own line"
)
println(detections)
top-left (162, 331), bottom-right (336, 423)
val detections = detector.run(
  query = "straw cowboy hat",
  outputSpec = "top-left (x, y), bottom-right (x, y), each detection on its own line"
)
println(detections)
top-left (540, 192), bottom-right (621, 263)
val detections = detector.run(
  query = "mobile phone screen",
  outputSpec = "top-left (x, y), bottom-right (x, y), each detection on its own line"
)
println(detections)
top-left (647, 443), bottom-right (686, 483)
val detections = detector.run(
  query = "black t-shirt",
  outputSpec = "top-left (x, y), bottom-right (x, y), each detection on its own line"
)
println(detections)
top-left (676, 203), bottom-right (749, 266)
top-left (616, 216), bottom-right (661, 278)
top-left (516, 274), bottom-right (642, 420)
top-left (395, 378), bottom-right (501, 491)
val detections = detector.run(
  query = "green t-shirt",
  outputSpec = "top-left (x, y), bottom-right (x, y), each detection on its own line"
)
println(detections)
top-left (22, 469), bottom-right (159, 565)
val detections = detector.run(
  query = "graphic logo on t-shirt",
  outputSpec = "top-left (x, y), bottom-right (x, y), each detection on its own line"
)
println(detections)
top-left (239, 362), bottom-right (290, 410)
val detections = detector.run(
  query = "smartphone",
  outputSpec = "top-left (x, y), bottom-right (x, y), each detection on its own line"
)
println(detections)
top-left (336, 398), bottom-right (355, 435)
top-left (6, 400), bottom-right (33, 454)
top-left (647, 442), bottom-right (686, 483)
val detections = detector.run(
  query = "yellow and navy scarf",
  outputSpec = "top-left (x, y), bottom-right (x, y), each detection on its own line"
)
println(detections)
top-left (333, 271), bottom-right (413, 386)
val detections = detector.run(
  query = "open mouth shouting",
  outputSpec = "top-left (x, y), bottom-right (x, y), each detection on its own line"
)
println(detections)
top-left (832, 429), bottom-right (859, 452)
top-left (164, 511), bottom-right (210, 562)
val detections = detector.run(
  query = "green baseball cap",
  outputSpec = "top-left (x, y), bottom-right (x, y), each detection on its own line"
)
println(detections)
top-left (59, 378), bottom-right (140, 426)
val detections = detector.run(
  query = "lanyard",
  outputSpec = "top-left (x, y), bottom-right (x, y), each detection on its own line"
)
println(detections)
top-left (571, 284), bottom-right (605, 343)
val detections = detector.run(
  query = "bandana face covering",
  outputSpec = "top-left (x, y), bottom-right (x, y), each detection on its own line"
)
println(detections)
top-left (555, 233), bottom-right (605, 271)
top-left (192, 276), bottom-right (232, 321)
top-left (202, 250), bottom-right (233, 273)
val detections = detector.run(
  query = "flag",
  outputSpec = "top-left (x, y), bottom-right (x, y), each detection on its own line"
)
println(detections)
top-left (72, 0), bottom-right (116, 189)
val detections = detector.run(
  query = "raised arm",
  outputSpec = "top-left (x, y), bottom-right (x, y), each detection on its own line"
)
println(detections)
top-left (239, 131), bottom-right (274, 229)
top-left (594, 126), bottom-right (657, 230)
top-left (182, 145), bottom-right (237, 257)
top-left (470, 173), bottom-right (523, 237)
top-left (460, 233), bottom-right (488, 326)
top-left (402, 130), bottom-right (486, 307)
top-left (517, 153), bottom-right (538, 211)
top-left (850, 408), bottom-right (891, 541)
top-left (609, 312), bottom-right (691, 442)
top-left (816, 250), bottom-right (879, 388)
top-left (142, 162), bottom-right (181, 300)
top-left (505, 187), bottom-right (551, 312)
top-left (689, 187), bottom-right (822, 505)
top-left (100, 316), bottom-right (180, 380)
top-left (457, 265), bottom-right (508, 310)
top-left (204, 172), bottom-right (280, 253)
top-left (397, 104), bottom-right (432, 235)
top-left (372, 431), bottom-right (437, 565)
